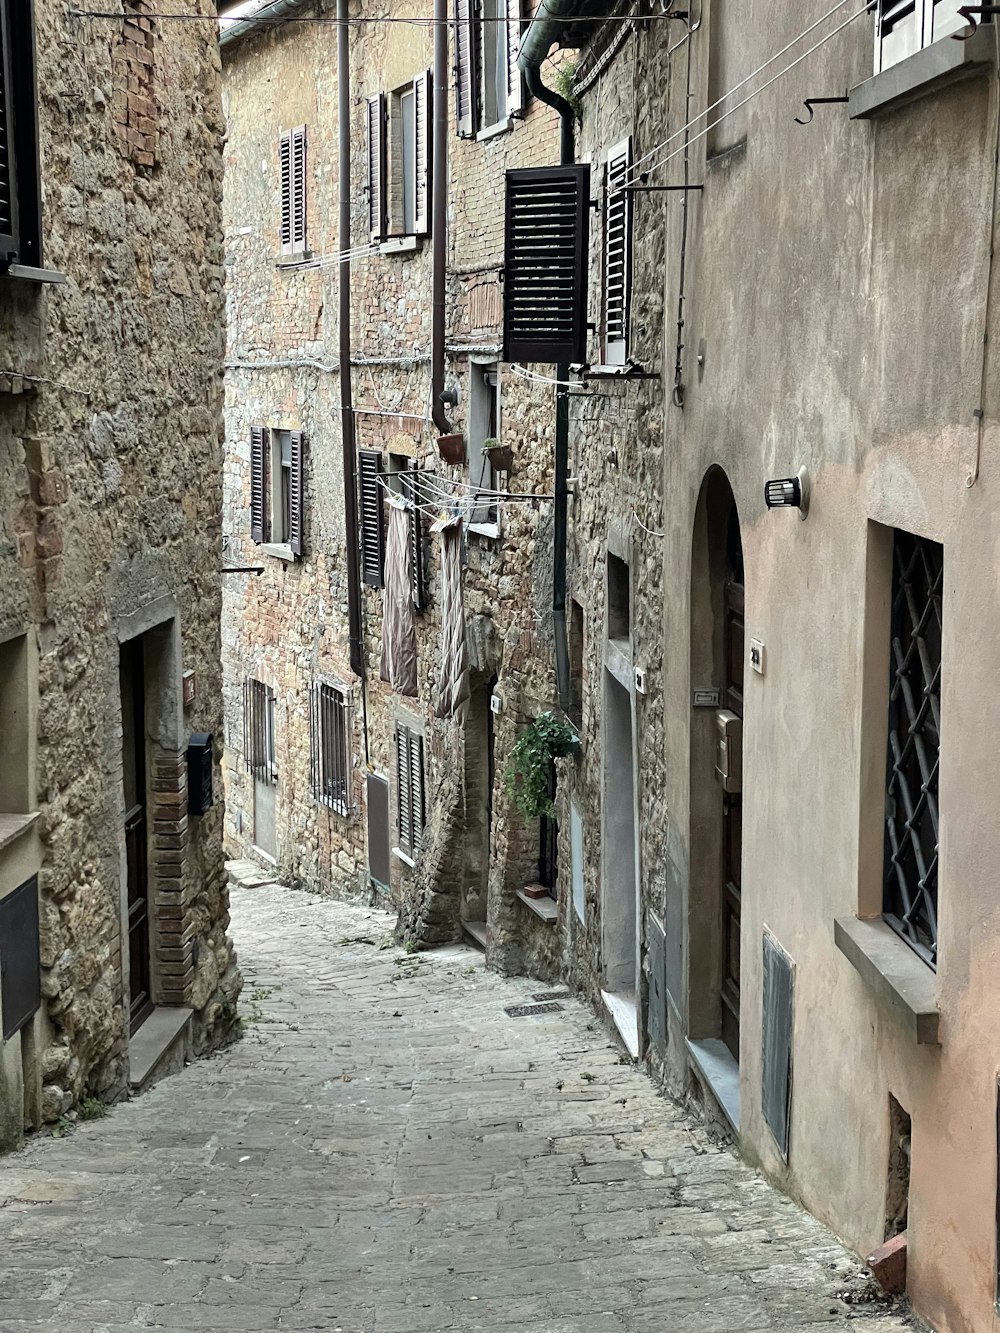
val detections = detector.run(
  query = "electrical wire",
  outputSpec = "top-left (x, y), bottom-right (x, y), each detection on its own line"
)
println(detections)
top-left (70, 6), bottom-right (699, 25)
top-left (508, 363), bottom-right (586, 388)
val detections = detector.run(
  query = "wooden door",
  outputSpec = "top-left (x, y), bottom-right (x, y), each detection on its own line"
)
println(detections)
top-left (121, 637), bottom-right (153, 1035)
top-left (721, 575), bottom-right (744, 1061)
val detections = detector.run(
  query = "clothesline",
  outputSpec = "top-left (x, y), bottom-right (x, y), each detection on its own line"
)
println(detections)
top-left (374, 469), bottom-right (555, 522)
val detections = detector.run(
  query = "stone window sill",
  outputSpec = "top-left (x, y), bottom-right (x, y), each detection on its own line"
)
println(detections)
top-left (276, 251), bottom-right (312, 269)
top-left (477, 118), bottom-right (513, 142)
top-left (468, 521), bottom-right (500, 540)
top-left (393, 847), bottom-right (417, 869)
top-left (834, 915), bottom-right (940, 1044)
top-left (515, 888), bottom-right (557, 923)
top-left (1, 264), bottom-right (67, 285)
top-left (0, 812), bottom-right (39, 854)
top-left (260, 542), bottom-right (296, 563)
top-left (849, 25), bottom-right (995, 120)
top-left (379, 236), bottom-right (422, 256)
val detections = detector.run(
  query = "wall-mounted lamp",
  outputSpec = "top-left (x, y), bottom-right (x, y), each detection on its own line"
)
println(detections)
top-left (764, 467), bottom-right (810, 520)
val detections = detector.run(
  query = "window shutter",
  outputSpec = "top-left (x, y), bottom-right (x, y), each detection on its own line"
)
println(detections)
top-left (279, 130), bottom-right (292, 254)
top-left (288, 430), bottom-right (305, 556)
top-left (400, 473), bottom-right (427, 610)
top-left (505, 0), bottom-right (524, 118)
top-left (291, 124), bottom-right (307, 252)
top-left (250, 426), bottom-right (266, 544)
top-left (454, 0), bottom-right (477, 138)
top-left (503, 165), bottom-right (591, 365)
top-left (0, 0), bottom-right (19, 263)
top-left (410, 730), bottom-right (426, 850)
top-left (396, 724), bottom-right (412, 856)
top-left (358, 448), bottom-right (386, 587)
top-left (413, 70), bottom-right (432, 237)
top-left (367, 93), bottom-right (387, 242)
top-left (761, 933), bottom-right (794, 1160)
top-left (603, 138), bottom-right (632, 366)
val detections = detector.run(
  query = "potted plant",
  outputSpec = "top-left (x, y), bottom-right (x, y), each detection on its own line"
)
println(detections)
top-left (484, 438), bottom-right (514, 474)
top-left (503, 712), bottom-right (580, 818)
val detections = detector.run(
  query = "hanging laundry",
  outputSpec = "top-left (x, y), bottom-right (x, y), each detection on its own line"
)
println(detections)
top-left (380, 494), bottom-right (418, 697)
top-left (434, 515), bottom-right (470, 719)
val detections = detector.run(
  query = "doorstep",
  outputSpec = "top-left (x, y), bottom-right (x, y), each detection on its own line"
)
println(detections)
top-left (686, 1037), bottom-right (741, 1136)
top-left (462, 919), bottom-right (489, 951)
top-left (128, 1006), bottom-right (193, 1094)
top-left (601, 989), bottom-right (640, 1059)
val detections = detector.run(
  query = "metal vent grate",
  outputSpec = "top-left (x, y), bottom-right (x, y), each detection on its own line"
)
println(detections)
top-left (505, 1001), bottom-right (563, 1017)
top-left (883, 529), bottom-right (943, 969)
top-left (532, 990), bottom-right (571, 1002)
top-left (502, 165), bottom-right (590, 365)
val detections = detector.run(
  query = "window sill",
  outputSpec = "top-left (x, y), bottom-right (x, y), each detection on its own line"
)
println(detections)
top-left (834, 916), bottom-right (940, 1045)
top-left (392, 847), bottom-right (417, 868)
top-left (0, 812), bottom-right (39, 854)
top-left (468, 521), bottom-right (500, 540)
top-left (1, 264), bottom-right (67, 285)
top-left (379, 236), bottom-right (422, 256)
top-left (515, 888), bottom-right (557, 923)
top-left (476, 118), bottom-right (513, 142)
top-left (849, 25), bottom-right (995, 120)
top-left (276, 251), bottom-right (312, 269)
top-left (259, 542), bottom-right (297, 562)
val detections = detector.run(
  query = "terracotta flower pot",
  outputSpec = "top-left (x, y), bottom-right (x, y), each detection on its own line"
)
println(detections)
top-left (485, 443), bottom-right (514, 473)
top-left (436, 433), bottom-right (466, 466)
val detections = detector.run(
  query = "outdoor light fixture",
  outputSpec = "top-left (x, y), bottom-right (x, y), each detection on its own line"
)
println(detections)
top-left (764, 467), bottom-right (810, 520)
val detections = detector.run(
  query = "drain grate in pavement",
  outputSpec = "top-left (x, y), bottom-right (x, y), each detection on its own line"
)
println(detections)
top-left (532, 990), bottom-right (571, 1002)
top-left (505, 1001), bottom-right (564, 1017)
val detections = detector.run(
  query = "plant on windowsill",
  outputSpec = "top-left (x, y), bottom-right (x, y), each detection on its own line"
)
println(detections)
top-left (483, 438), bottom-right (515, 474)
top-left (503, 712), bottom-right (580, 818)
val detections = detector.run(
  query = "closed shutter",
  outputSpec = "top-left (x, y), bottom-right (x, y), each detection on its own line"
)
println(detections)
top-left (603, 138), bottom-right (632, 366)
top-left (0, 0), bottom-right (19, 263)
top-left (366, 771), bottom-right (391, 888)
top-left (503, 165), bottom-right (591, 365)
top-left (250, 426), bottom-right (266, 544)
top-left (290, 124), bottom-right (307, 252)
top-left (279, 130), bottom-right (292, 254)
top-left (413, 70), bottom-right (432, 237)
top-left (454, 0), bottom-right (477, 138)
top-left (359, 448), bottom-right (386, 587)
top-left (288, 430), bottom-right (305, 557)
top-left (409, 729), bottom-right (426, 850)
top-left (367, 93), bottom-right (387, 242)
top-left (505, 0), bottom-right (524, 118)
top-left (396, 724), bottom-right (412, 856)
top-left (761, 932), bottom-right (794, 1160)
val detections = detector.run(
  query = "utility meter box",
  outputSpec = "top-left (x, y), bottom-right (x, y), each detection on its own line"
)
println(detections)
top-left (187, 732), bottom-right (214, 816)
top-left (714, 710), bottom-right (742, 793)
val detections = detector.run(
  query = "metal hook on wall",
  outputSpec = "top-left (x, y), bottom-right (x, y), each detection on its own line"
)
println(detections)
top-left (793, 95), bottom-right (849, 125)
top-left (952, 5), bottom-right (1000, 37)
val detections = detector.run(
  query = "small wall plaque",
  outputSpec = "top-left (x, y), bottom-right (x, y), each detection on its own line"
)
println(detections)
top-left (182, 669), bottom-right (196, 708)
top-left (692, 688), bottom-right (721, 708)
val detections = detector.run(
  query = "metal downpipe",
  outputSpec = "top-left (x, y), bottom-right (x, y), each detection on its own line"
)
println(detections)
top-left (431, 0), bottom-right (450, 434)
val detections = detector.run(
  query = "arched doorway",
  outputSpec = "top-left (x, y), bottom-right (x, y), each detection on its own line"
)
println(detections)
top-left (688, 468), bottom-right (744, 1068)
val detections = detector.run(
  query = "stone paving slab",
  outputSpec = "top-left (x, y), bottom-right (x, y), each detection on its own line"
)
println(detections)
top-left (0, 881), bottom-right (924, 1332)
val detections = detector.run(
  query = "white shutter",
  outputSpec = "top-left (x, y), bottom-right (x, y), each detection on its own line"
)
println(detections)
top-left (413, 71), bottom-right (432, 237)
top-left (603, 139), bottom-right (632, 366)
top-left (279, 130), bottom-right (292, 254)
top-left (396, 725), bottom-right (412, 856)
top-left (290, 125), bottom-right (307, 252)
top-left (505, 0), bottom-right (524, 117)
top-left (454, 0), bottom-right (477, 138)
top-left (367, 93), bottom-right (387, 242)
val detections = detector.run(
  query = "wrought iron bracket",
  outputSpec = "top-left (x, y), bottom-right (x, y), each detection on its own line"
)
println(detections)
top-left (794, 95), bottom-right (849, 124)
top-left (623, 183), bottom-right (704, 192)
top-left (222, 566), bottom-right (265, 575)
top-left (953, 4), bottom-right (1000, 36)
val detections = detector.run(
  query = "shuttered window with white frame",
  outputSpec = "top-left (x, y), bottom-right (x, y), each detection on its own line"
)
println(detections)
top-left (367, 93), bottom-right (387, 241)
top-left (310, 681), bottom-right (351, 815)
top-left (603, 138), bottom-right (633, 367)
top-left (395, 722), bottom-right (426, 859)
top-left (454, 0), bottom-right (477, 137)
top-left (453, 0), bottom-right (522, 137)
top-left (279, 125), bottom-right (307, 256)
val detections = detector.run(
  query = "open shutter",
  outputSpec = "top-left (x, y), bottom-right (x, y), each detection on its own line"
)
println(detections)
top-left (503, 165), bottom-right (591, 365)
top-left (410, 731), bottom-right (426, 849)
top-left (367, 93), bottom-right (387, 242)
top-left (0, 0), bottom-right (19, 263)
top-left (290, 124), bottom-right (307, 252)
top-left (279, 130), bottom-right (292, 254)
top-left (288, 430), bottom-right (305, 557)
top-left (454, 0), bottom-right (477, 138)
top-left (603, 138), bottom-right (632, 366)
top-left (413, 70), bottom-right (432, 237)
top-left (505, 0), bottom-right (524, 117)
top-left (396, 725), bottom-right (412, 856)
top-left (250, 426), bottom-right (266, 544)
top-left (358, 448), bottom-right (386, 587)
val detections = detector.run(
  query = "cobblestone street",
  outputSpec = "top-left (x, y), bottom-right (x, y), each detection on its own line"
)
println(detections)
top-left (0, 878), bottom-right (920, 1332)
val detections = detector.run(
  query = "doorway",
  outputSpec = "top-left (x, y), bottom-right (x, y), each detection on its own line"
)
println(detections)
top-left (461, 673), bottom-right (497, 947)
top-left (120, 635), bottom-right (153, 1034)
top-left (601, 668), bottom-right (639, 1056)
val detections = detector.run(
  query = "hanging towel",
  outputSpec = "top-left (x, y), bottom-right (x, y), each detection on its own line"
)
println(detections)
top-left (380, 497), bottom-right (418, 697)
top-left (436, 517), bottom-right (470, 719)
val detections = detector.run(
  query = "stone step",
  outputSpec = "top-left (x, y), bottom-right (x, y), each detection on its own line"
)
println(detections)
top-left (461, 919), bottom-right (489, 951)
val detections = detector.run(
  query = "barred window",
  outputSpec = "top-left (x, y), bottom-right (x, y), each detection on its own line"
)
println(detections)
top-left (882, 529), bottom-right (943, 968)
top-left (395, 722), bottom-right (426, 859)
top-left (244, 678), bottom-right (276, 785)
top-left (310, 682), bottom-right (351, 815)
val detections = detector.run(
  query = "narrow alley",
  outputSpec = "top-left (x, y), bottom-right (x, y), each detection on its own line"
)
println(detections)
top-left (0, 877), bottom-right (919, 1333)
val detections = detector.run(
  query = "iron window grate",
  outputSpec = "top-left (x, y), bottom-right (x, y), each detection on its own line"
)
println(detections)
top-left (244, 677), bottom-right (277, 786)
top-left (310, 682), bottom-right (351, 814)
top-left (882, 529), bottom-right (943, 969)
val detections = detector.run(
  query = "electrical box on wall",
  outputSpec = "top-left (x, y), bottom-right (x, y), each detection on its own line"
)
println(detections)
top-left (187, 732), bottom-right (213, 817)
top-left (634, 667), bottom-right (647, 695)
top-left (490, 694), bottom-right (503, 716)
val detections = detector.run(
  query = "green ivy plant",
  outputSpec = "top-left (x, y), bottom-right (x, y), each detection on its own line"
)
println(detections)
top-left (503, 712), bottom-right (580, 819)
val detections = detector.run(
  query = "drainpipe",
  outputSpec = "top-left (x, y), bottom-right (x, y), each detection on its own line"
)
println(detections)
top-left (338, 0), bottom-right (365, 682)
top-left (518, 3), bottom-right (579, 714)
top-left (431, 0), bottom-right (450, 434)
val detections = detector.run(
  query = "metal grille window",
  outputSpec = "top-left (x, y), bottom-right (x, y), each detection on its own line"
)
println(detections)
top-left (310, 682), bottom-right (351, 814)
top-left (882, 529), bottom-right (943, 968)
top-left (244, 678), bottom-right (277, 785)
top-left (395, 722), bottom-right (426, 858)
top-left (279, 124), bottom-right (307, 255)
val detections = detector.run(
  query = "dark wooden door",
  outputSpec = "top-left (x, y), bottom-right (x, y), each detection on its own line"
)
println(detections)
top-left (121, 637), bottom-right (153, 1035)
top-left (721, 571), bottom-right (744, 1062)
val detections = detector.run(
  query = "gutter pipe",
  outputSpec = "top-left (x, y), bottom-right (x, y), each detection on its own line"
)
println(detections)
top-left (431, 0), bottom-right (451, 434)
top-left (218, 0), bottom-right (305, 48)
top-left (518, 0), bottom-right (579, 714)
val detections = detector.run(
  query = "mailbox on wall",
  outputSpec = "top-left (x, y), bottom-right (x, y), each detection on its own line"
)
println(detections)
top-left (187, 732), bottom-right (213, 817)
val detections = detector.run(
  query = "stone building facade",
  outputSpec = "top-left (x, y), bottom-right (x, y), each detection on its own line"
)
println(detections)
top-left (0, 0), bottom-right (239, 1148)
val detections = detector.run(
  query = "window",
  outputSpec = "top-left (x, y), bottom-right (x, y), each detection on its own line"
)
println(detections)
top-left (538, 762), bottom-right (558, 899)
top-left (367, 73), bottom-right (430, 243)
top-left (503, 166), bottom-right (591, 365)
top-left (0, 633), bottom-right (29, 816)
top-left (249, 426), bottom-right (305, 556)
top-left (607, 552), bottom-right (630, 642)
top-left (603, 139), bottom-right (633, 366)
top-left (569, 597), bottom-right (584, 726)
top-left (244, 678), bottom-right (276, 785)
top-left (310, 682), bottom-right (351, 814)
top-left (395, 722), bottom-right (426, 859)
top-left (279, 125), bottom-right (307, 257)
top-left (359, 448), bottom-right (386, 587)
top-left (454, 0), bottom-right (523, 138)
top-left (0, 0), bottom-right (41, 268)
top-left (467, 362), bottom-right (500, 530)
top-left (875, 0), bottom-right (972, 72)
top-left (882, 529), bottom-right (943, 968)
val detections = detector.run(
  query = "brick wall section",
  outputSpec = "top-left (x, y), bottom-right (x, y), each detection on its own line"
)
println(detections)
top-left (149, 749), bottom-right (194, 1005)
top-left (113, 0), bottom-right (159, 169)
